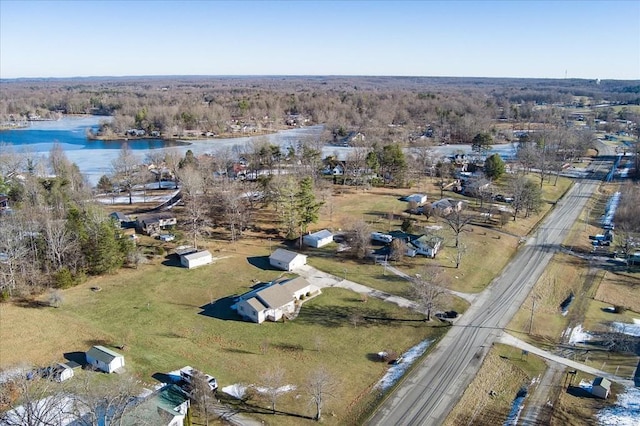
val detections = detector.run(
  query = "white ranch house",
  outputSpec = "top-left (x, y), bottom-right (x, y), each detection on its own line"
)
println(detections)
top-left (269, 249), bottom-right (307, 271)
top-left (303, 229), bottom-right (334, 248)
top-left (85, 345), bottom-right (125, 373)
top-left (235, 277), bottom-right (320, 324)
top-left (180, 250), bottom-right (213, 269)
top-left (407, 235), bottom-right (444, 258)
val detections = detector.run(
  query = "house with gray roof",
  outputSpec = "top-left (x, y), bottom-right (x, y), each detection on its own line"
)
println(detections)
top-left (269, 248), bottom-right (307, 271)
top-left (235, 277), bottom-right (320, 323)
top-left (85, 345), bottom-right (125, 373)
top-left (136, 213), bottom-right (177, 236)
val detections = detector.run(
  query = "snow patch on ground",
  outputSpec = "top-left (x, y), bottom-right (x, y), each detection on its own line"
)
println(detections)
top-left (222, 384), bottom-right (248, 399)
top-left (503, 387), bottom-right (528, 426)
top-left (564, 324), bottom-right (593, 344)
top-left (611, 320), bottom-right (640, 337)
top-left (254, 384), bottom-right (296, 394)
top-left (375, 339), bottom-right (432, 391)
top-left (222, 383), bottom-right (296, 399)
top-left (578, 379), bottom-right (592, 392)
top-left (596, 387), bottom-right (640, 426)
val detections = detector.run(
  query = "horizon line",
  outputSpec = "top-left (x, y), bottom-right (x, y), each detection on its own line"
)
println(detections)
top-left (2, 74), bottom-right (638, 83)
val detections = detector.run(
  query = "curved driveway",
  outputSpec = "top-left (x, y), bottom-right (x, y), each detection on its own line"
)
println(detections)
top-left (368, 152), bottom-right (615, 426)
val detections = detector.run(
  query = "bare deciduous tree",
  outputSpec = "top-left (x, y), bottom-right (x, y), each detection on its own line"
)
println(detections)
top-left (442, 210), bottom-right (473, 248)
top-left (0, 372), bottom-right (70, 426)
top-left (305, 366), bottom-right (337, 421)
top-left (344, 220), bottom-right (371, 260)
top-left (259, 365), bottom-right (287, 413)
top-left (177, 165), bottom-right (208, 248)
top-left (411, 265), bottom-right (447, 321)
top-left (68, 373), bottom-right (137, 426)
top-left (111, 143), bottom-right (141, 205)
top-left (188, 369), bottom-right (217, 426)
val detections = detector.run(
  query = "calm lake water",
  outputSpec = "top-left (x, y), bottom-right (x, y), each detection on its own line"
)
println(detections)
top-left (1, 116), bottom-right (516, 186)
top-left (0, 116), bottom-right (325, 185)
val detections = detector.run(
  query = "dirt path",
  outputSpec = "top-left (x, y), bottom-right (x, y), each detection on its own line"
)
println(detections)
top-left (518, 360), bottom-right (565, 425)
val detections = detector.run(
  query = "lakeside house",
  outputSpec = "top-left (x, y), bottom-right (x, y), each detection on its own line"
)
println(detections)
top-left (136, 213), bottom-right (177, 236)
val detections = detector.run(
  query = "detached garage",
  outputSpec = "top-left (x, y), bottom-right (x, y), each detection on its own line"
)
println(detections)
top-left (303, 230), bottom-right (334, 248)
top-left (406, 194), bottom-right (427, 205)
top-left (269, 249), bottom-right (307, 271)
top-left (86, 346), bottom-right (125, 373)
top-left (181, 250), bottom-right (213, 269)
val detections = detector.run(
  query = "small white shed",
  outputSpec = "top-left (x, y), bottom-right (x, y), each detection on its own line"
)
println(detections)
top-left (86, 346), bottom-right (125, 373)
top-left (591, 377), bottom-right (611, 399)
top-left (181, 250), bottom-right (213, 269)
top-left (269, 249), bottom-right (307, 271)
top-left (406, 194), bottom-right (428, 205)
top-left (52, 363), bottom-right (74, 382)
top-left (303, 230), bottom-right (334, 248)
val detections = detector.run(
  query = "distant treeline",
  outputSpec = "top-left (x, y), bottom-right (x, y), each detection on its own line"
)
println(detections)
top-left (1, 76), bottom-right (638, 144)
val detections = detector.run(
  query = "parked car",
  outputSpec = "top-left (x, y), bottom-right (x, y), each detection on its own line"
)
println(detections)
top-left (159, 234), bottom-right (175, 242)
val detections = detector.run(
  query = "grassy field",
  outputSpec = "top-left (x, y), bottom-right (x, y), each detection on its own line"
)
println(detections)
top-left (306, 175), bottom-right (572, 296)
top-left (444, 344), bottom-right (547, 425)
top-left (0, 170), bottom-right (594, 424)
top-left (0, 241), bottom-right (449, 425)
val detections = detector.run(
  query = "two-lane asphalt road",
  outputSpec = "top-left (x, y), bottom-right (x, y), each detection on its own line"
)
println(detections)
top-left (368, 152), bottom-right (616, 425)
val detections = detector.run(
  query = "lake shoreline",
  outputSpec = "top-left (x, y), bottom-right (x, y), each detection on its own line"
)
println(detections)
top-left (86, 128), bottom-right (282, 145)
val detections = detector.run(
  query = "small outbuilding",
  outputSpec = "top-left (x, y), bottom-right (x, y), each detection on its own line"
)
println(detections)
top-left (303, 229), bottom-right (334, 248)
top-left (269, 249), bottom-right (307, 271)
top-left (406, 194), bottom-right (428, 205)
top-left (51, 363), bottom-right (74, 382)
top-left (180, 250), bottom-right (213, 269)
top-left (85, 345), bottom-right (125, 373)
top-left (591, 377), bottom-right (611, 399)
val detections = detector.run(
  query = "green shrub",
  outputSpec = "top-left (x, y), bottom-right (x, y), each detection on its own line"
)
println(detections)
top-left (53, 267), bottom-right (75, 289)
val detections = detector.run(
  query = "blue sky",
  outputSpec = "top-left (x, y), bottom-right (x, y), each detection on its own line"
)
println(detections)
top-left (1, 0), bottom-right (638, 80)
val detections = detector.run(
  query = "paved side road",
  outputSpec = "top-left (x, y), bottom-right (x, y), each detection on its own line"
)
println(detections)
top-left (367, 152), bottom-right (615, 426)
top-left (498, 333), bottom-right (634, 387)
top-left (518, 360), bottom-right (565, 426)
